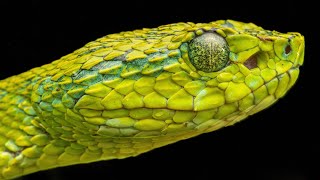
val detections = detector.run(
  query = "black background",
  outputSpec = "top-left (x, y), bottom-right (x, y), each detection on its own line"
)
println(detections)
top-left (5, 1), bottom-right (319, 180)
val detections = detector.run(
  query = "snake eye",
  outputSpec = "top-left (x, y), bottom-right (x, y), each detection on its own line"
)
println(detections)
top-left (188, 33), bottom-right (230, 72)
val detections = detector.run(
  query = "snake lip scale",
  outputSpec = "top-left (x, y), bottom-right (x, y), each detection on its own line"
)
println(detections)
top-left (0, 20), bottom-right (304, 179)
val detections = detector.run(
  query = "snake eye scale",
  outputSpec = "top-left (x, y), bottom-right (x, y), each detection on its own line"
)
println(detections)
top-left (0, 20), bottom-right (304, 179)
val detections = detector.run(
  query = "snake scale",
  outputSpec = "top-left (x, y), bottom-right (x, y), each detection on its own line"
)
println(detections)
top-left (0, 20), bottom-right (304, 179)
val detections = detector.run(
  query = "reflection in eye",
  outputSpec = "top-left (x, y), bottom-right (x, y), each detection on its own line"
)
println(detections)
top-left (188, 33), bottom-right (229, 72)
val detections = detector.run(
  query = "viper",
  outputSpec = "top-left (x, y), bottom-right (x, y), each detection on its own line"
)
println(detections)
top-left (0, 19), bottom-right (304, 179)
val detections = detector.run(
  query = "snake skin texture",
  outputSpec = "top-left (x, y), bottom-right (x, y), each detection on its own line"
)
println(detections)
top-left (0, 20), bottom-right (304, 179)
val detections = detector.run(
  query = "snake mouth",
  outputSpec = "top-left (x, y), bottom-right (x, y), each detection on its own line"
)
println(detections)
top-left (241, 66), bottom-right (299, 115)
top-left (196, 66), bottom-right (300, 134)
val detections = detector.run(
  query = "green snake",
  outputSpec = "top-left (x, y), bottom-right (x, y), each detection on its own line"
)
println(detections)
top-left (0, 20), bottom-right (304, 179)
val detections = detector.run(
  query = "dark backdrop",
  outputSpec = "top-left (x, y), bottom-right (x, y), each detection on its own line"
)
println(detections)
top-left (5, 1), bottom-right (319, 180)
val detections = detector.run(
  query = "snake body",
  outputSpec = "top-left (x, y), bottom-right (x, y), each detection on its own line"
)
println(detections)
top-left (0, 20), bottom-right (304, 179)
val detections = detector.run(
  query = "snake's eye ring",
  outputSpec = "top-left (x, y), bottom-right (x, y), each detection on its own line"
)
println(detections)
top-left (188, 33), bottom-right (230, 72)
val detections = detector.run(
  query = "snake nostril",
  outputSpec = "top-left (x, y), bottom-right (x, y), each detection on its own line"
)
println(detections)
top-left (243, 55), bottom-right (257, 69)
top-left (285, 45), bottom-right (292, 55)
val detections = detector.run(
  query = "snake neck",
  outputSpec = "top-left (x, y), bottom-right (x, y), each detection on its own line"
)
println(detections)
top-left (0, 73), bottom-right (41, 123)
top-left (0, 74), bottom-right (40, 130)
top-left (0, 74), bottom-right (51, 179)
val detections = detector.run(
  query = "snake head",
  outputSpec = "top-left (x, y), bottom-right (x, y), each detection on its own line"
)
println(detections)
top-left (28, 20), bottom-right (305, 138)
top-left (176, 20), bottom-right (305, 130)
top-left (0, 20), bottom-right (305, 179)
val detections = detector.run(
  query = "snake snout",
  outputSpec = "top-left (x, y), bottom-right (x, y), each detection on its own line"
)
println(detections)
top-left (273, 32), bottom-right (305, 68)
top-left (295, 35), bottom-right (305, 67)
